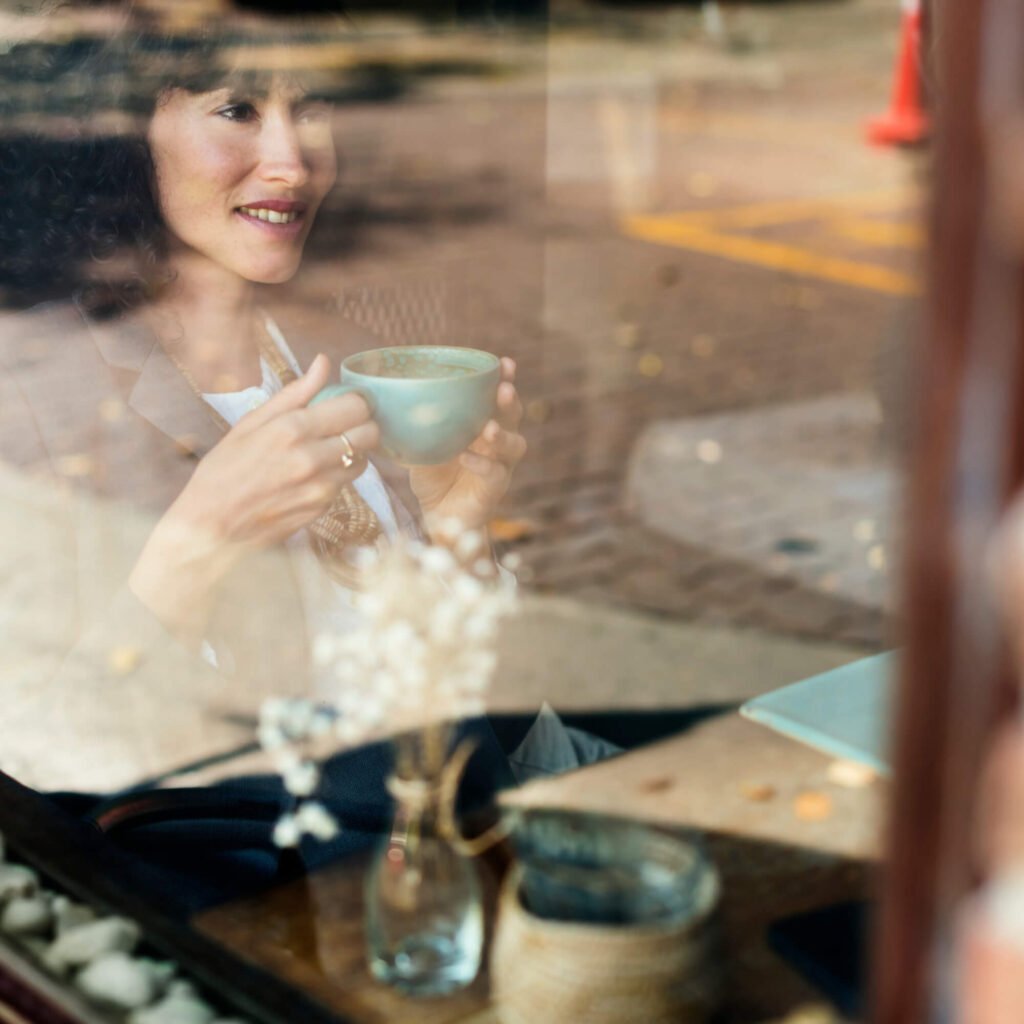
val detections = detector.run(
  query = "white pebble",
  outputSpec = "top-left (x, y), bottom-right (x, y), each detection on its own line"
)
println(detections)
top-left (0, 864), bottom-right (38, 902)
top-left (76, 952), bottom-right (159, 1009)
top-left (140, 959), bottom-right (176, 993)
top-left (48, 917), bottom-right (140, 969)
top-left (42, 947), bottom-right (72, 976)
top-left (17, 935), bottom-right (49, 960)
top-left (129, 993), bottom-right (216, 1024)
top-left (2, 896), bottom-right (52, 936)
top-left (53, 896), bottom-right (96, 935)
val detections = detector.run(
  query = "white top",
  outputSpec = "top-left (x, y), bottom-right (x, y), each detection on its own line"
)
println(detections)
top-left (198, 323), bottom-right (403, 697)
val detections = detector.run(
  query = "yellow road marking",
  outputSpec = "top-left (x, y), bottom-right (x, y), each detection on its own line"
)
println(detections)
top-left (664, 188), bottom-right (917, 230)
top-left (828, 218), bottom-right (925, 249)
top-left (624, 217), bottom-right (920, 296)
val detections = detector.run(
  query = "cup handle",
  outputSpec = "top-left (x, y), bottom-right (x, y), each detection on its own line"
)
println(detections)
top-left (309, 383), bottom-right (375, 413)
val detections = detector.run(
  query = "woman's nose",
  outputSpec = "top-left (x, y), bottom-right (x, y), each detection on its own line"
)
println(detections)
top-left (258, 114), bottom-right (310, 188)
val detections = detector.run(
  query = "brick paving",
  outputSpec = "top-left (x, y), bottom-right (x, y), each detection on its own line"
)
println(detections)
top-left (622, 394), bottom-right (896, 641)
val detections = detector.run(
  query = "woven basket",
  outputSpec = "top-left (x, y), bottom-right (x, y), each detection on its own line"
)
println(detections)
top-left (492, 859), bottom-right (722, 1024)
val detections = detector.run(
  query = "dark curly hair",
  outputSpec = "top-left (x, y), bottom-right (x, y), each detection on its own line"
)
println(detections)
top-left (0, 8), bottom-right (347, 315)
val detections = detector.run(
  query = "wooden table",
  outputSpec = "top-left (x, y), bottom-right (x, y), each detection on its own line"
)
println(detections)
top-left (194, 713), bottom-right (884, 1023)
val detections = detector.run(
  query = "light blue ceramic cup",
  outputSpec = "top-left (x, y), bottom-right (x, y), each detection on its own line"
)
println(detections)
top-left (312, 345), bottom-right (501, 466)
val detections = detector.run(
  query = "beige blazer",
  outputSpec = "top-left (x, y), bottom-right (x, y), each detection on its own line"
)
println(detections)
top-left (0, 302), bottom-right (409, 793)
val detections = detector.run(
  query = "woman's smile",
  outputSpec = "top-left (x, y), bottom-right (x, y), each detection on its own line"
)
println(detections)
top-left (235, 199), bottom-right (308, 236)
top-left (147, 80), bottom-right (336, 286)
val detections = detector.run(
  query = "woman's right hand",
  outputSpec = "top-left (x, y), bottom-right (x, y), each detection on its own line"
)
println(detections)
top-left (129, 354), bottom-right (378, 640)
top-left (170, 353), bottom-right (377, 546)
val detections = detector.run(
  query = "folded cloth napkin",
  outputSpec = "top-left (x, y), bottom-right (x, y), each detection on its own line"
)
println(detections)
top-left (508, 703), bottom-right (623, 784)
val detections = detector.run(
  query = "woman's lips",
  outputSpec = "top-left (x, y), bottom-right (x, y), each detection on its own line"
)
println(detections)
top-left (237, 201), bottom-right (303, 224)
top-left (235, 204), bottom-right (307, 236)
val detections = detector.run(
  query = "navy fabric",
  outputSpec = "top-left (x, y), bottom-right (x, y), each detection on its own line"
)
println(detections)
top-left (51, 716), bottom-right (518, 916)
top-left (48, 706), bottom-right (731, 917)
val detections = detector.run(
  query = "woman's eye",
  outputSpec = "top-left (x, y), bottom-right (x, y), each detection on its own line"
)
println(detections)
top-left (216, 102), bottom-right (258, 123)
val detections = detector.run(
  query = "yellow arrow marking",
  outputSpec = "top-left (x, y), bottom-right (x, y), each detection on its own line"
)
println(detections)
top-left (828, 218), bottom-right (925, 249)
top-left (624, 217), bottom-right (920, 296)
top-left (656, 188), bottom-right (918, 231)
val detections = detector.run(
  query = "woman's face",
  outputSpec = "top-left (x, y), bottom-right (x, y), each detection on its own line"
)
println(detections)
top-left (147, 78), bottom-right (336, 285)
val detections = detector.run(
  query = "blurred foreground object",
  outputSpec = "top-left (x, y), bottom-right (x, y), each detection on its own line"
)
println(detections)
top-left (954, 517), bottom-right (1024, 1024)
top-left (957, 868), bottom-right (1024, 1024)
top-left (871, 0), bottom-right (1024, 1019)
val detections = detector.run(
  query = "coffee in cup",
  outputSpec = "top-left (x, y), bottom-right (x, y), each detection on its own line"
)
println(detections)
top-left (312, 345), bottom-right (500, 465)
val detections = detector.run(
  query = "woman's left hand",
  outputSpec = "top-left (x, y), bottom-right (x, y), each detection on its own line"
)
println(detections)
top-left (409, 357), bottom-right (526, 539)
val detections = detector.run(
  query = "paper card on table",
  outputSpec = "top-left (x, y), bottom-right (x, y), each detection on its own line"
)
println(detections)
top-left (740, 652), bottom-right (896, 775)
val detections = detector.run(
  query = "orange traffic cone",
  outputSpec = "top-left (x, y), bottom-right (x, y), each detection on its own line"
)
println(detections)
top-left (866, 0), bottom-right (930, 146)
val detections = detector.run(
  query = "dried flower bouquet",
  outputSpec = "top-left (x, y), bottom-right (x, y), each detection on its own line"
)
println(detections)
top-left (256, 525), bottom-right (518, 847)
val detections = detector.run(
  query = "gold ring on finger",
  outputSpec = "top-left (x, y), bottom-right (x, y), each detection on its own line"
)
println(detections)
top-left (339, 431), bottom-right (356, 469)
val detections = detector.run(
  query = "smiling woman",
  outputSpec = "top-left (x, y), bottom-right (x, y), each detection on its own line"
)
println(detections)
top-left (0, 5), bottom-right (527, 815)
top-left (0, 17), bottom-right (343, 313)
top-left (147, 80), bottom-right (337, 286)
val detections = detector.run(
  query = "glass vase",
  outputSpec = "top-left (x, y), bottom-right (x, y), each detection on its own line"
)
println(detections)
top-left (364, 727), bottom-right (483, 995)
